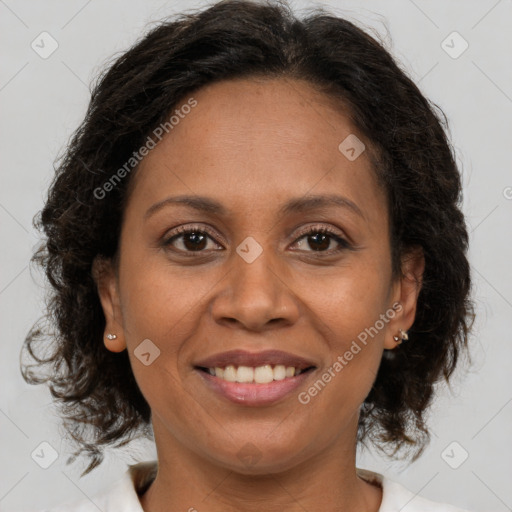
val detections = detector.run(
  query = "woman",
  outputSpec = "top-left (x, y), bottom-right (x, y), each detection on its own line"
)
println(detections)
top-left (22, 1), bottom-right (474, 511)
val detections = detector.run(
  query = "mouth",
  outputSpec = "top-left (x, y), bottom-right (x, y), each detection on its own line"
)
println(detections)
top-left (193, 350), bottom-right (317, 406)
top-left (194, 349), bottom-right (317, 382)
top-left (196, 364), bottom-right (315, 383)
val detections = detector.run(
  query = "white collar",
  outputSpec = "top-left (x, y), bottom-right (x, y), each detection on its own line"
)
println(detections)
top-left (56, 460), bottom-right (469, 512)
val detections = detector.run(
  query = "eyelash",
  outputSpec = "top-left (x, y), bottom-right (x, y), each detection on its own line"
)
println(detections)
top-left (162, 224), bottom-right (351, 256)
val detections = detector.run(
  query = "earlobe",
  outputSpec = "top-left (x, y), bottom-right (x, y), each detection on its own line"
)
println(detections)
top-left (104, 332), bottom-right (126, 353)
top-left (92, 256), bottom-right (127, 353)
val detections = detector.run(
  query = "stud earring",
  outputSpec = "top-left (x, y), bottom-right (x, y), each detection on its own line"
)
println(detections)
top-left (393, 329), bottom-right (409, 345)
top-left (104, 332), bottom-right (126, 353)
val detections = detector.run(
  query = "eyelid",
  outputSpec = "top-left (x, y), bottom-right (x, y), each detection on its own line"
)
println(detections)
top-left (292, 223), bottom-right (347, 241)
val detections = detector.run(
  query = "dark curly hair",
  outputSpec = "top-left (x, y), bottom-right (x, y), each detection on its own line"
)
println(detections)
top-left (21, 0), bottom-right (474, 476)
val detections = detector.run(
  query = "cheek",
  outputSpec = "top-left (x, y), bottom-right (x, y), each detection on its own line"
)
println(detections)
top-left (116, 251), bottom-right (226, 402)
top-left (305, 255), bottom-right (392, 341)
top-left (117, 250), bottom-right (215, 342)
top-left (117, 261), bottom-right (204, 428)
top-left (301, 256), bottom-right (391, 397)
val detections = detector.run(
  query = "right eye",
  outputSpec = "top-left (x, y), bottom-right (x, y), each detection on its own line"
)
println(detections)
top-left (163, 226), bottom-right (224, 254)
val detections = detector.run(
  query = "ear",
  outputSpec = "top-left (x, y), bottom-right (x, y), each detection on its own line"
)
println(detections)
top-left (92, 256), bottom-right (127, 353)
top-left (384, 246), bottom-right (425, 350)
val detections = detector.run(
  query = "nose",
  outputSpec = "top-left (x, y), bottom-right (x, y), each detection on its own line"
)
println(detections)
top-left (210, 249), bottom-right (301, 332)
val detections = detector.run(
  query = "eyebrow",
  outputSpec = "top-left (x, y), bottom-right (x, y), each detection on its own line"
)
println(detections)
top-left (144, 193), bottom-right (365, 221)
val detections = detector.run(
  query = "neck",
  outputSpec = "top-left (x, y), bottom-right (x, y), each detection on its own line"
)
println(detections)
top-left (139, 416), bottom-right (382, 512)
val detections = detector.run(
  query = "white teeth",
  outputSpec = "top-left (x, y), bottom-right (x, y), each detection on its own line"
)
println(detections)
top-left (254, 364), bottom-right (273, 384)
top-left (285, 366), bottom-right (295, 378)
top-left (207, 364), bottom-right (307, 383)
top-left (223, 365), bottom-right (237, 382)
top-left (273, 364), bottom-right (286, 381)
top-left (236, 366), bottom-right (254, 383)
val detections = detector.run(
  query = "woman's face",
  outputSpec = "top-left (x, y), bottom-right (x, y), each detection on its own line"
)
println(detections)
top-left (98, 77), bottom-right (423, 474)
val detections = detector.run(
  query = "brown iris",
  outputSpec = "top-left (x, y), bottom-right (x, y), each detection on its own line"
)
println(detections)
top-left (183, 232), bottom-right (208, 251)
top-left (307, 233), bottom-right (330, 251)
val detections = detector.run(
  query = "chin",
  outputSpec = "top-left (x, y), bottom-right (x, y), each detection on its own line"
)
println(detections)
top-left (200, 436), bottom-right (311, 476)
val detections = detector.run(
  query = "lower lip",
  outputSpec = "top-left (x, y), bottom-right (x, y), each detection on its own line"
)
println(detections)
top-left (196, 369), bottom-right (314, 406)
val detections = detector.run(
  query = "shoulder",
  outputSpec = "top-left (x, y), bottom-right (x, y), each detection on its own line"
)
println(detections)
top-left (36, 461), bottom-right (157, 512)
top-left (357, 468), bottom-right (472, 512)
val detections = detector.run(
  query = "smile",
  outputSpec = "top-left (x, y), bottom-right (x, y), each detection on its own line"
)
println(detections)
top-left (197, 364), bottom-right (314, 384)
top-left (193, 350), bottom-right (317, 406)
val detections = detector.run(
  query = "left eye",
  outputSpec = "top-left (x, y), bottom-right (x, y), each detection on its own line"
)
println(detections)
top-left (292, 229), bottom-right (349, 252)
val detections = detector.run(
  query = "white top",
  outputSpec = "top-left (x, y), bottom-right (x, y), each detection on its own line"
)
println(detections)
top-left (40, 461), bottom-right (471, 512)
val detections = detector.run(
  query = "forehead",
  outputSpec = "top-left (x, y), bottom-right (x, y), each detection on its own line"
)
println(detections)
top-left (157, 77), bottom-right (361, 170)
top-left (126, 77), bottom-right (385, 227)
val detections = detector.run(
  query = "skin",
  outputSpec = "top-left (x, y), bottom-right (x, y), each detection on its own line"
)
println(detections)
top-left (95, 77), bottom-right (424, 512)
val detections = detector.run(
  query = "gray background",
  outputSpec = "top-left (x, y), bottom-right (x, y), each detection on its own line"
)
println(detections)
top-left (1, 0), bottom-right (511, 511)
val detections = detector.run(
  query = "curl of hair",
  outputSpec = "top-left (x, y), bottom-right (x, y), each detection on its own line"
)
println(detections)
top-left (21, 0), bottom-right (474, 475)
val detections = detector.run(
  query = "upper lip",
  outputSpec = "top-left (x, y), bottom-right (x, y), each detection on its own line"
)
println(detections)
top-left (194, 349), bottom-right (317, 371)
